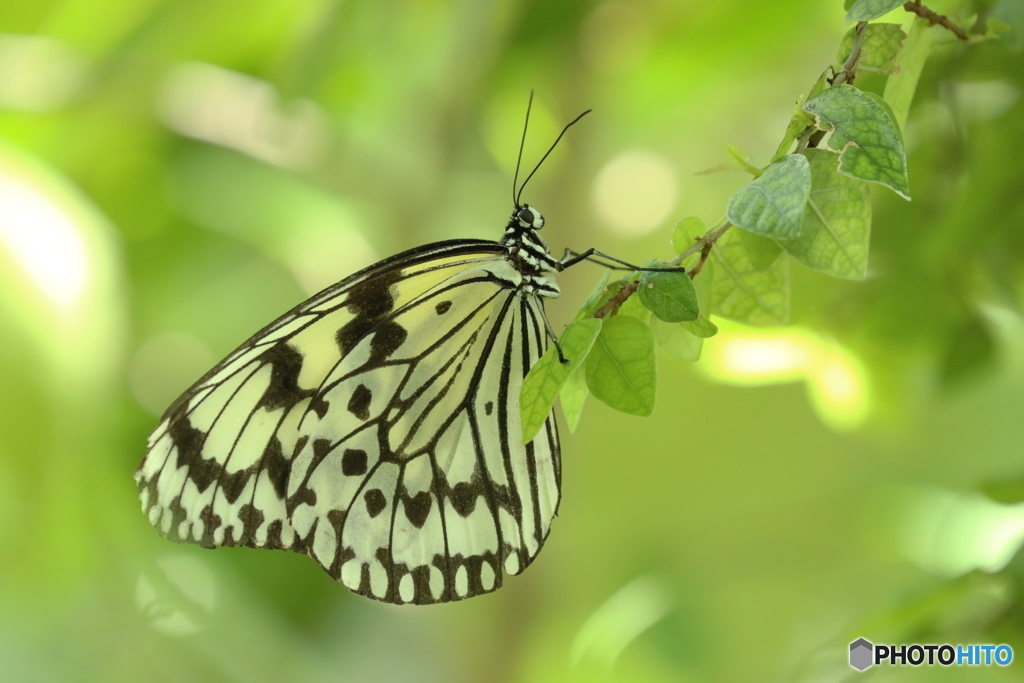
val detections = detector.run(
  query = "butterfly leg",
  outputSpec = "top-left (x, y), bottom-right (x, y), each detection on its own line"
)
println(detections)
top-left (558, 248), bottom-right (686, 274)
top-left (537, 301), bottom-right (569, 365)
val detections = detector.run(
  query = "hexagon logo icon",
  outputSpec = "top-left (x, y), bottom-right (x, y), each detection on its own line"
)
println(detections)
top-left (849, 638), bottom-right (874, 671)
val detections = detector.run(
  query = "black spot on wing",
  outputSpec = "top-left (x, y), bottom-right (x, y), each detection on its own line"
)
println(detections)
top-left (237, 503), bottom-right (265, 546)
top-left (257, 343), bottom-right (316, 411)
top-left (310, 397), bottom-right (330, 419)
top-left (368, 322), bottom-right (408, 365)
top-left (261, 437), bottom-right (292, 500)
top-left (364, 489), bottom-right (387, 517)
top-left (341, 449), bottom-right (368, 476)
top-left (347, 384), bottom-right (372, 420)
top-left (335, 268), bottom-right (403, 356)
top-left (169, 416), bottom-right (217, 492)
top-left (170, 415), bottom-right (205, 470)
top-left (217, 467), bottom-right (249, 504)
top-left (435, 300), bottom-right (452, 315)
top-left (484, 401), bottom-right (493, 416)
top-left (403, 491), bottom-right (432, 529)
top-left (451, 481), bottom-right (477, 517)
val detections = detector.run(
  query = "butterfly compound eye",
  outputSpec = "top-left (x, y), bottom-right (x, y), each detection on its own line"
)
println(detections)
top-left (517, 205), bottom-right (545, 229)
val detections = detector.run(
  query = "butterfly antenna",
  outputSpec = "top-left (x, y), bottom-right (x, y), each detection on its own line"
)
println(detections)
top-left (515, 107), bottom-right (592, 207)
top-left (513, 90), bottom-right (534, 208)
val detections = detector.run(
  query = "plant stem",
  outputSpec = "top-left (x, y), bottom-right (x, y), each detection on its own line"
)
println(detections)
top-left (903, 1), bottom-right (970, 41)
top-left (594, 282), bottom-right (639, 319)
top-left (593, 221), bottom-right (731, 318)
top-left (672, 221), bottom-right (733, 267)
top-left (833, 21), bottom-right (869, 87)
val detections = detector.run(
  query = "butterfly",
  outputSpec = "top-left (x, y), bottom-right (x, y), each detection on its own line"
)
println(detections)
top-left (135, 95), bottom-right (677, 604)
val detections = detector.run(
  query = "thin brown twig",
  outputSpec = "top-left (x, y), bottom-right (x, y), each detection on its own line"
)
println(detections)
top-left (687, 239), bottom-right (716, 279)
top-left (594, 281), bottom-right (639, 319)
top-left (903, 1), bottom-right (970, 41)
top-left (671, 221), bottom-right (733, 266)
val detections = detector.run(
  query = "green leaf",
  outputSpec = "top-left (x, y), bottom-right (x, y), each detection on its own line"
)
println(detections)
top-left (782, 149), bottom-right (871, 279)
top-left (726, 154), bottom-right (811, 239)
top-left (520, 318), bottom-right (603, 442)
top-left (986, 18), bottom-right (1012, 37)
top-left (725, 144), bottom-right (747, 165)
top-left (883, 17), bottom-right (934, 129)
top-left (726, 144), bottom-right (761, 176)
top-left (577, 269), bottom-right (612, 318)
top-left (838, 23), bottom-right (906, 72)
top-left (708, 227), bottom-right (790, 326)
top-left (559, 366), bottom-right (589, 432)
top-left (738, 230), bottom-right (783, 271)
top-left (650, 317), bottom-right (703, 361)
top-left (772, 68), bottom-right (833, 162)
top-left (845, 0), bottom-right (904, 23)
top-left (672, 216), bottom-right (705, 254)
top-left (803, 84), bottom-right (910, 199)
top-left (862, 91), bottom-right (904, 144)
top-left (638, 270), bottom-right (699, 322)
top-left (680, 315), bottom-right (718, 338)
top-left (585, 315), bottom-right (657, 416)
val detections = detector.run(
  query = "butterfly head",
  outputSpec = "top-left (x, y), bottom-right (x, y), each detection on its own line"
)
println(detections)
top-left (513, 204), bottom-right (545, 231)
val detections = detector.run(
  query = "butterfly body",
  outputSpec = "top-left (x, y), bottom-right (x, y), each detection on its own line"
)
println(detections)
top-left (136, 205), bottom-right (563, 604)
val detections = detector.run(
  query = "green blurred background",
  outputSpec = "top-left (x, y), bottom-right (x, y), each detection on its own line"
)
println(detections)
top-left (2, 0), bottom-right (1024, 680)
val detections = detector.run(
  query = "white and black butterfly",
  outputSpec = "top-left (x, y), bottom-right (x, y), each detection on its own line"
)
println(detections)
top-left (135, 97), bottom-right (673, 604)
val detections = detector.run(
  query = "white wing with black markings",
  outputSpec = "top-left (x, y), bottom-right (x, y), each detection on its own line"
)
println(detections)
top-left (135, 238), bottom-right (561, 604)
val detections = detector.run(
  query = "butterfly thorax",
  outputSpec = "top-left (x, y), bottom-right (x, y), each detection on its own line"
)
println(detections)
top-left (502, 204), bottom-right (561, 299)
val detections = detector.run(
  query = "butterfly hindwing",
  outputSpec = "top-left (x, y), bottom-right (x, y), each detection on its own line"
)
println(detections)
top-left (288, 264), bottom-right (561, 603)
top-left (134, 239), bottom-right (561, 604)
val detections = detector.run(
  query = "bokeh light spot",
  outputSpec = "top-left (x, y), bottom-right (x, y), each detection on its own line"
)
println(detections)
top-left (0, 170), bottom-right (89, 312)
top-left (700, 323), bottom-right (870, 430)
top-left (157, 62), bottom-right (330, 170)
top-left (0, 35), bottom-right (85, 111)
top-left (592, 149), bottom-right (678, 236)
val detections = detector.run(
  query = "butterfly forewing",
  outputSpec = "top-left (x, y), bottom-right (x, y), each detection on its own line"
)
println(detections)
top-left (135, 239), bottom-right (562, 604)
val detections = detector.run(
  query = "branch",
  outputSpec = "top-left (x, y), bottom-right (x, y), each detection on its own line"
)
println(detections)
top-left (672, 221), bottom-right (732, 269)
top-left (594, 282), bottom-right (639, 319)
top-left (903, 1), bottom-right (969, 41)
top-left (832, 21), bottom-right (869, 87)
top-left (593, 3), bottom-right (961, 320)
